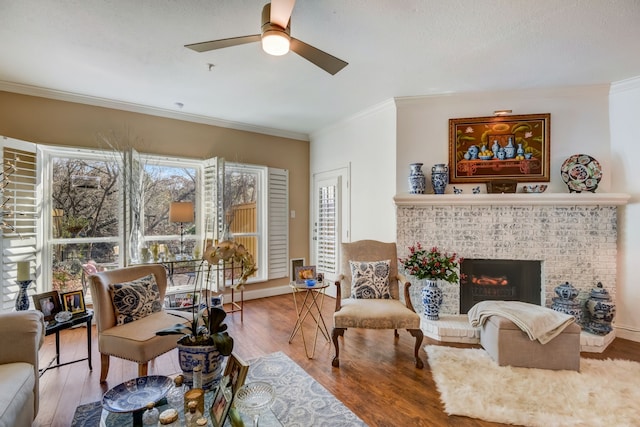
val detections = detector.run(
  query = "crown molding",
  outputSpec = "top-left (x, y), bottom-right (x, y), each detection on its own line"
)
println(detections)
top-left (311, 98), bottom-right (395, 139)
top-left (610, 76), bottom-right (640, 94)
top-left (0, 81), bottom-right (309, 142)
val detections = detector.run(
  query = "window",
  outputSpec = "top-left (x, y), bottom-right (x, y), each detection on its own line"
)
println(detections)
top-left (46, 149), bottom-right (122, 295)
top-left (38, 147), bottom-right (288, 297)
top-left (224, 164), bottom-right (263, 282)
top-left (202, 162), bottom-right (288, 283)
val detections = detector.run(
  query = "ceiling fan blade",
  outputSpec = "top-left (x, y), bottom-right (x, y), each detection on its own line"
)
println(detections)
top-left (185, 34), bottom-right (261, 52)
top-left (270, 0), bottom-right (296, 29)
top-left (290, 38), bottom-right (348, 75)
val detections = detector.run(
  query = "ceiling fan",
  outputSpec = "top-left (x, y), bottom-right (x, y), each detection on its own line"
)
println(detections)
top-left (185, 0), bottom-right (348, 75)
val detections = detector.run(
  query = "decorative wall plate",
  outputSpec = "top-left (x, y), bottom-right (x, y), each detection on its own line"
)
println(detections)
top-left (102, 375), bottom-right (173, 413)
top-left (560, 154), bottom-right (602, 193)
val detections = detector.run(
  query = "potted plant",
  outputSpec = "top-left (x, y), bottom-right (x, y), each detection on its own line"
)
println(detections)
top-left (399, 243), bottom-right (461, 320)
top-left (157, 303), bottom-right (234, 389)
top-left (156, 240), bottom-right (256, 388)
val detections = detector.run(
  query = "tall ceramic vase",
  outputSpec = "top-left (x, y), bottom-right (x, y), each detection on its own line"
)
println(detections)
top-left (408, 163), bottom-right (426, 194)
top-left (421, 279), bottom-right (443, 320)
top-left (431, 163), bottom-right (449, 195)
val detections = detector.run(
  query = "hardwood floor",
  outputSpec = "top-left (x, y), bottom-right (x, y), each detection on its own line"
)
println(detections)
top-left (34, 293), bottom-right (640, 427)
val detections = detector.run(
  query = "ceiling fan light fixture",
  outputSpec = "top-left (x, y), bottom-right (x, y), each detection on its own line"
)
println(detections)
top-left (262, 30), bottom-right (290, 56)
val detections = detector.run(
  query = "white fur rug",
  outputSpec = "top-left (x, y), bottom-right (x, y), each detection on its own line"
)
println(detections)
top-left (426, 345), bottom-right (640, 427)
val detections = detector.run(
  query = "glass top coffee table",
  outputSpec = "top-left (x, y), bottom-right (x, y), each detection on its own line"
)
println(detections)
top-left (100, 386), bottom-right (283, 427)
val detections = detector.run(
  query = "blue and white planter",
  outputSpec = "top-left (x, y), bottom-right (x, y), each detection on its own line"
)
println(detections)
top-left (177, 340), bottom-right (224, 389)
top-left (421, 279), bottom-right (443, 320)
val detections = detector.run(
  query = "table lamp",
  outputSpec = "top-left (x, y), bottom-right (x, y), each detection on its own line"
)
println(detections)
top-left (169, 201), bottom-right (194, 259)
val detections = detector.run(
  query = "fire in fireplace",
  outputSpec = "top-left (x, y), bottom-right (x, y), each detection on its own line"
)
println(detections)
top-left (459, 259), bottom-right (542, 314)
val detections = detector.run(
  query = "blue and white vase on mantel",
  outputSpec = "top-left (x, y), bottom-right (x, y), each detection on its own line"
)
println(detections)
top-left (408, 163), bottom-right (426, 194)
top-left (421, 279), bottom-right (443, 320)
top-left (431, 163), bottom-right (449, 195)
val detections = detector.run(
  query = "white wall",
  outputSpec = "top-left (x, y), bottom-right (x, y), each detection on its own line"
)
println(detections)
top-left (310, 100), bottom-right (397, 243)
top-left (312, 82), bottom-right (640, 342)
top-left (395, 85), bottom-right (612, 194)
top-left (610, 77), bottom-right (640, 342)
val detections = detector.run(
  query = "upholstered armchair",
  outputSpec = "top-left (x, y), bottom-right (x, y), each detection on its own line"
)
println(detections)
top-left (332, 240), bottom-right (424, 368)
top-left (89, 264), bottom-right (190, 382)
top-left (0, 310), bottom-right (44, 427)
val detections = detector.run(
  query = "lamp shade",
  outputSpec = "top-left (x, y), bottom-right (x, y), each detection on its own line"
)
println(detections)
top-left (262, 30), bottom-right (290, 56)
top-left (169, 202), bottom-right (194, 223)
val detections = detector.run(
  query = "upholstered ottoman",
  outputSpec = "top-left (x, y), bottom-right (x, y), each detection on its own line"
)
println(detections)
top-left (480, 315), bottom-right (581, 371)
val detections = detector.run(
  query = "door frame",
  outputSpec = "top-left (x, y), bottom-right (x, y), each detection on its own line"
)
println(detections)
top-left (311, 164), bottom-right (350, 298)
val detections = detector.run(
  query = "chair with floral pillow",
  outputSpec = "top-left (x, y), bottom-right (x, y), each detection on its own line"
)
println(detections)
top-left (331, 240), bottom-right (424, 368)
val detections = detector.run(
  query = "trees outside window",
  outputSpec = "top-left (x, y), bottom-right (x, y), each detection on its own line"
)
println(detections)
top-left (45, 148), bottom-right (281, 295)
top-left (48, 151), bottom-right (199, 293)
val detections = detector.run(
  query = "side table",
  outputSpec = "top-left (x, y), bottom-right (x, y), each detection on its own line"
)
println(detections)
top-left (288, 282), bottom-right (330, 358)
top-left (40, 309), bottom-right (93, 376)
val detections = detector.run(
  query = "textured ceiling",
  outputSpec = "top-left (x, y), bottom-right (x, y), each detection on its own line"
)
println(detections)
top-left (1, 0), bottom-right (640, 139)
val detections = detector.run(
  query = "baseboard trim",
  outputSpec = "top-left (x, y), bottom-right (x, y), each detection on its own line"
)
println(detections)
top-left (221, 284), bottom-right (291, 302)
top-left (614, 325), bottom-right (640, 343)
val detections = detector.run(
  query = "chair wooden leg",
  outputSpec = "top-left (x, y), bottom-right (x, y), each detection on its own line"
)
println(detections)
top-left (394, 329), bottom-right (399, 338)
top-left (100, 354), bottom-right (110, 383)
top-left (408, 328), bottom-right (425, 369)
top-left (331, 327), bottom-right (346, 367)
top-left (138, 362), bottom-right (149, 377)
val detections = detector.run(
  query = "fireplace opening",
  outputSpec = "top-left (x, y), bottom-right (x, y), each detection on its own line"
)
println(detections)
top-left (459, 259), bottom-right (541, 314)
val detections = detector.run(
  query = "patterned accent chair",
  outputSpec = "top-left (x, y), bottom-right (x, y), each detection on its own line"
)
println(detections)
top-left (89, 264), bottom-right (190, 382)
top-left (332, 240), bottom-right (424, 368)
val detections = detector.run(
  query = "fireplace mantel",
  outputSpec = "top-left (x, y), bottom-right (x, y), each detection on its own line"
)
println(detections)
top-left (396, 192), bottom-right (626, 353)
top-left (394, 193), bottom-right (630, 207)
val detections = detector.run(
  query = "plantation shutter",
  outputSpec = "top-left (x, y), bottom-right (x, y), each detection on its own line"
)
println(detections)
top-left (316, 181), bottom-right (338, 275)
top-left (203, 157), bottom-right (225, 246)
top-left (267, 168), bottom-right (288, 279)
top-left (1, 137), bottom-right (38, 312)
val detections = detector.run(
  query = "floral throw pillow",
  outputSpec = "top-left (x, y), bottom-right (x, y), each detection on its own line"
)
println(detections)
top-left (109, 274), bottom-right (162, 325)
top-left (349, 260), bottom-right (391, 299)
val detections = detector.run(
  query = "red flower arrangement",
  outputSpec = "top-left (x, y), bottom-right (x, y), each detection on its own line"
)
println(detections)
top-left (398, 243), bottom-right (461, 283)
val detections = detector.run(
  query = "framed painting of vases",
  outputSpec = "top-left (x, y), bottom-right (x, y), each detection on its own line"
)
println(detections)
top-left (449, 113), bottom-right (550, 183)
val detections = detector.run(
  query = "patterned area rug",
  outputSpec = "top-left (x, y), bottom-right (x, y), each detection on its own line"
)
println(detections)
top-left (72, 351), bottom-right (366, 426)
top-left (426, 345), bottom-right (640, 427)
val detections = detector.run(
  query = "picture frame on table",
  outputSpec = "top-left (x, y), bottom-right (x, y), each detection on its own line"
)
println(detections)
top-left (290, 258), bottom-right (305, 282)
top-left (210, 376), bottom-right (233, 427)
top-left (448, 113), bottom-right (551, 183)
top-left (61, 290), bottom-right (86, 315)
top-left (32, 291), bottom-right (61, 321)
top-left (294, 265), bottom-right (316, 285)
top-left (223, 352), bottom-right (249, 394)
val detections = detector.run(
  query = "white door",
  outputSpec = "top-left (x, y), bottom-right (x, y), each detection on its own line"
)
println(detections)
top-left (312, 167), bottom-right (349, 298)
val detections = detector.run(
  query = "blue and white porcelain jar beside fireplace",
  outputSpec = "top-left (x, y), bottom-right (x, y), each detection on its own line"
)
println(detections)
top-left (551, 281), bottom-right (583, 325)
top-left (584, 282), bottom-right (615, 335)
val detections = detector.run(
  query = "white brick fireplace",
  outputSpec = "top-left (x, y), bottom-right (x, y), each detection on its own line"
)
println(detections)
top-left (395, 193), bottom-right (629, 351)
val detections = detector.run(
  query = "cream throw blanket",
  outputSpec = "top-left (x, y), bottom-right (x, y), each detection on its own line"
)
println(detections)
top-left (468, 300), bottom-right (575, 344)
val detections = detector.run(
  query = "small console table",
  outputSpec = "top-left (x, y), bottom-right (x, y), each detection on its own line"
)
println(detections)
top-left (40, 309), bottom-right (93, 376)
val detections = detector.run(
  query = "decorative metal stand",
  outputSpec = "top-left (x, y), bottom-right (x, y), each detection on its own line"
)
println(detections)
top-left (207, 261), bottom-right (244, 322)
top-left (15, 280), bottom-right (32, 311)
